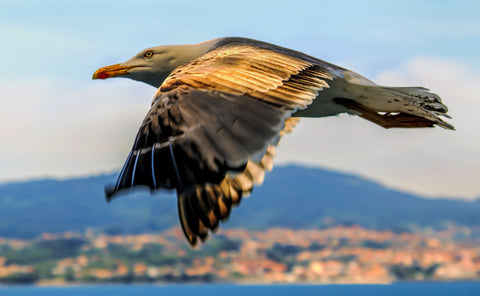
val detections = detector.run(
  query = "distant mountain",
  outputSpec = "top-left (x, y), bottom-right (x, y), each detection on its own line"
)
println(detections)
top-left (0, 165), bottom-right (479, 238)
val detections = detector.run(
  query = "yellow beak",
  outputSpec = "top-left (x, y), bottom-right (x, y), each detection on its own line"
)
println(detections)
top-left (92, 63), bottom-right (135, 80)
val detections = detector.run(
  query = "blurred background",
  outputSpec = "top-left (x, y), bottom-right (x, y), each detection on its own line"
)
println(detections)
top-left (0, 0), bottom-right (479, 287)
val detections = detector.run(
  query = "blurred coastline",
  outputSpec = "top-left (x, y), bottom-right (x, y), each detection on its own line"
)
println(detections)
top-left (1, 225), bottom-right (479, 286)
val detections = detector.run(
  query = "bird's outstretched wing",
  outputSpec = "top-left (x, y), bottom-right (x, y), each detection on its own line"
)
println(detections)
top-left (107, 44), bottom-right (333, 245)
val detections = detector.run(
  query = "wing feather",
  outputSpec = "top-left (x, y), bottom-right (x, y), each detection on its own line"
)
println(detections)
top-left (177, 117), bottom-right (300, 244)
top-left (159, 44), bottom-right (333, 110)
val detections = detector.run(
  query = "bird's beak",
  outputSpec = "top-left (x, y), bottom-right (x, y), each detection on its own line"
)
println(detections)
top-left (92, 63), bottom-right (135, 80)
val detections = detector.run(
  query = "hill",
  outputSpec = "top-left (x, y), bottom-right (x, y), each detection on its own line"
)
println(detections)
top-left (0, 165), bottom-right (478, 238)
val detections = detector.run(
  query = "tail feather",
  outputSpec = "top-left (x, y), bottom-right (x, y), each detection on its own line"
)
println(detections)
top-left (380, 86), bottom-right (454, 130)
top-left (338, 84), bottom-right (454, 130)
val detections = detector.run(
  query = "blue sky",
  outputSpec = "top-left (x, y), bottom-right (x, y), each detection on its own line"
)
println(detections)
top-left (0, 0), bottom-right (479, 198)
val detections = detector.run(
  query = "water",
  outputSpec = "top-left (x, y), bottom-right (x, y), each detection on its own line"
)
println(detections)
top-left (0, 282), bottom-right (479, 296)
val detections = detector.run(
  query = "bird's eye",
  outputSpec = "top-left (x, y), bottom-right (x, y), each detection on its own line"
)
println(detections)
top-left (144, 50), bottom-right (154, 58)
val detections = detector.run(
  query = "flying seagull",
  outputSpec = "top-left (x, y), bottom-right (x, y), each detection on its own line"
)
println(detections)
top-left (93, 37), bottom-right (453, 246)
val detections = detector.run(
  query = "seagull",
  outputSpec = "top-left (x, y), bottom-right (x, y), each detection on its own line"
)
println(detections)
top-left (93, 37), bottom-right (453, 246)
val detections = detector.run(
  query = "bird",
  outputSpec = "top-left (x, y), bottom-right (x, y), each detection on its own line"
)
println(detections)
top-left (92, 37), bottom-right (453, 246)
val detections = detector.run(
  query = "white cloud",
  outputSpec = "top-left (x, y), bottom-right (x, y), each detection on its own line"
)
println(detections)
top-left (275, 57), bottom-right (480, 199)
top-left (0, 79), bottom-right (153, 181)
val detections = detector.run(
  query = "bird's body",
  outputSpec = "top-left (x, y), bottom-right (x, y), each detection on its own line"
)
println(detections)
top-left (93, 37), bottom-right (453, 246)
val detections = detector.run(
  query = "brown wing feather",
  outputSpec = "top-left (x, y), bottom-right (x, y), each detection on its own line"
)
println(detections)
top-left (159, 45), bottom-right (333, 110)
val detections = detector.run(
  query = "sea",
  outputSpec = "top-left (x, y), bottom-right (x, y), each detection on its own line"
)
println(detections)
top-left (0, 282), bottom-right (480, 296)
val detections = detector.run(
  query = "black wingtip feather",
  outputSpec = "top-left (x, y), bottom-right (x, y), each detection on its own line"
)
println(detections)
top-left (104, 183), bottom-right (116, 203)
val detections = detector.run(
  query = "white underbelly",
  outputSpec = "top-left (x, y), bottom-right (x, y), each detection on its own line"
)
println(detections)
top-left (292, 77), bottom-right (358, 118)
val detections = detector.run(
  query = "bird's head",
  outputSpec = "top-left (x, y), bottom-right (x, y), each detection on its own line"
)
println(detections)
top-left (92, 40), bottom-right (217, 88)
top-left (93, 45), bottom-right (185, 88)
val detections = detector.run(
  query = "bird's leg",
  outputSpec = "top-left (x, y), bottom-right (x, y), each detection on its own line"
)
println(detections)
top-left (334, 98), bottom-right (434, 129)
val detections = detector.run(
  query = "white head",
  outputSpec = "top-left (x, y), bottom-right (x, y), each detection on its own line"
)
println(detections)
top-left (93, 40), bottom-right (217, 88)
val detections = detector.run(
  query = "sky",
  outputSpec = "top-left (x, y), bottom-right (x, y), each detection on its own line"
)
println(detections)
top-left (0, 0), bottom-right (479, 199)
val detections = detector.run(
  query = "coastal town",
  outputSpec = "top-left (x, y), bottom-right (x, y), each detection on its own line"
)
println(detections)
top-left (0, 225), bottom-right (479, 285)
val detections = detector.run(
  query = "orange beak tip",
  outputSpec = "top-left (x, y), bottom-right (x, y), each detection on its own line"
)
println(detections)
top-left (92, 63), bottom-right (130, 80)
top-left (92, 71), bottom-right (109, 80)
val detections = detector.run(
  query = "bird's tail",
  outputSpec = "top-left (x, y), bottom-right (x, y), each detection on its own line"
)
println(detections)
top-left (336, 86), bottom-right (454, 130)
top-left (382, 86), bottom-right (454, 130)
